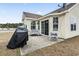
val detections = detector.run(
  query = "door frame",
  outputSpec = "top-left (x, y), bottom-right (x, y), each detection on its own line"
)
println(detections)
top-left (41, 20), bottom-right (49, 35)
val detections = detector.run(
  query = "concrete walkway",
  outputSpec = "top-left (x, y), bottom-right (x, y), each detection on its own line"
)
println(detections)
top-left (20, 35), bottom-right (64, 55)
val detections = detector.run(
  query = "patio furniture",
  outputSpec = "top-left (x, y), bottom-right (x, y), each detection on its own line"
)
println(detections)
top-left (49, 32), bottom-right (58, 41)
top-left (30, 30), bottom-right (41, 36)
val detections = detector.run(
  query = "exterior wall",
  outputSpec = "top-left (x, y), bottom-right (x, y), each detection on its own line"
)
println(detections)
top-left (39, 20), bottom-right (41, 33)
top-left (35, 20), bottom-right (40, 31)
top-left (48, 16), bottom-right (58, 36)
top-left (36, 20), bottom-right (41, 34)
top-left (23, 17), bottom-right (40, 34)
top-left (39, 15), bottom-right (66, 39)
top-left (58, 14), bottom-right (66, 38)
top-left (49, 17), bottom-right (53, 36)
top-left (49, 15), bottom-right (66, 38)
top-left (36, 21), bottom-right (38, 30)
top-left (64, 4), bottom-right (79, 39)
top-left (23, 19), bottom-right (31, 32)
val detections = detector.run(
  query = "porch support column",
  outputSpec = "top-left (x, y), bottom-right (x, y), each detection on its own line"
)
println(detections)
top-left (39, 20), bottom-right (41, 34)
top-left (36, 21), bottom-right (38, 30)
top-left (49, 17), bottom-right (53, 36)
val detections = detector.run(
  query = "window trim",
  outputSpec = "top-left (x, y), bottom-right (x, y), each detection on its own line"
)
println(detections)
top-left (71, 23), bottom-right (76, 31)
top-left (53, 17), bottom-right (58, 31)
top-left (37, 21), bottom-right (40, 30)
top-left (31, 21), bottom-right (36, 30)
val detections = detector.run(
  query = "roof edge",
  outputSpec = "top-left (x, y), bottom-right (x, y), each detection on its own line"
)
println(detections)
top-left (38, 10), bottom-right (68, 20)
top-left (23, 11), bottom-right (43, 17)
top-left (68, 4), bottom-right (78, 12)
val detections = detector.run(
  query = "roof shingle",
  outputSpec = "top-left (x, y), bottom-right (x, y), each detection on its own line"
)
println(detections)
top-left (23, 3), bottom-right (76, 20)
top-left (23, 12), bottom-right (43, 19)
top-left (46, 3), bottom-right (76, 15)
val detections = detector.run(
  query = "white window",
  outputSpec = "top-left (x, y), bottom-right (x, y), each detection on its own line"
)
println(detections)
top-left (70, 16), bottom-right (77, 31)
top-left (53, 17), bottom-right (58, 31)
top-left (71, 23), bottom-right (76, 31)
top-left (31, 21), bottom-right (36, 30)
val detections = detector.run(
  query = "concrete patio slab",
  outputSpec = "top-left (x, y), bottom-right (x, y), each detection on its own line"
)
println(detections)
top-left (20, 35), bottom-right (64, 55)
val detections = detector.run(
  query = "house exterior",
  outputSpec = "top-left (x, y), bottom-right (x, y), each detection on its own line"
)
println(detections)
top-left (22, 3), bottom-right (79, 39)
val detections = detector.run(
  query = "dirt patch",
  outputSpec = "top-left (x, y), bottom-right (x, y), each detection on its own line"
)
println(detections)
top-left (26, 36), bottom-right (79, 56)
top-left (0, 32), bottom-right (20, 56)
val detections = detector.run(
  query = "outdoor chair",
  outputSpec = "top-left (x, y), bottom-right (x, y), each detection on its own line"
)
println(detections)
top-left (49, 32), bottom-right (58, 41)
top-left (30, 30), bottom-right (41, 36)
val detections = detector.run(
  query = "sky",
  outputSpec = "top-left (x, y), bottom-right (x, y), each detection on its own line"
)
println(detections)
top-left (0, 3), bottom-right (61, 24)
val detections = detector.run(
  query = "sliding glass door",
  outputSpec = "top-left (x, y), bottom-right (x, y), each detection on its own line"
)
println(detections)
top-left (41, 20), bottom-right (49, 35)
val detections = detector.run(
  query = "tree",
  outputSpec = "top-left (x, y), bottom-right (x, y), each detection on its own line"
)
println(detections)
top-left (0, 23), bottom-right (23, 28)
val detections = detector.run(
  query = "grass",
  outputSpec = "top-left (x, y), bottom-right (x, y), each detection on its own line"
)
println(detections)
top-left (1, 32), bottom-right (79, 56)
top-left (16, 48), bottom-right (21, 56)
top-left (26, 36), bottom-right (79, 56)
top-left (0, 32), bottom-right (20, 56)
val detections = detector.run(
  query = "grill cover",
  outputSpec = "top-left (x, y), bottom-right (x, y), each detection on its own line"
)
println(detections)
top-left (7, 26), bottom-right (28, 49)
